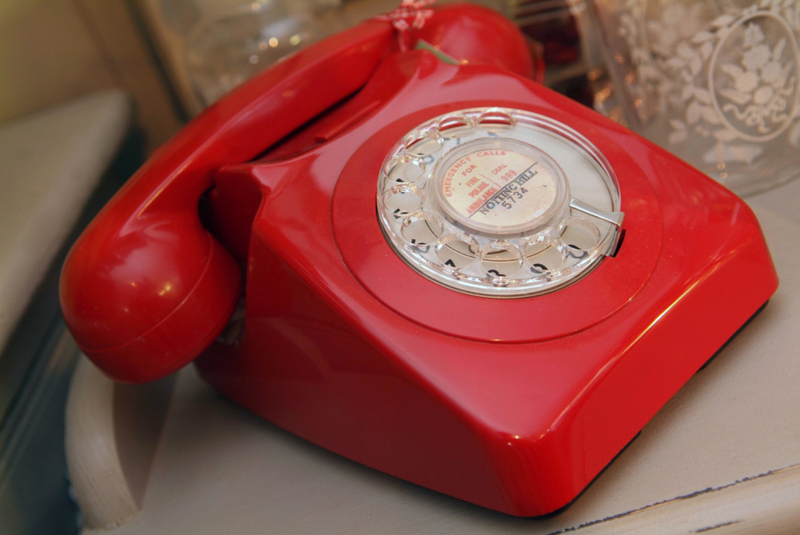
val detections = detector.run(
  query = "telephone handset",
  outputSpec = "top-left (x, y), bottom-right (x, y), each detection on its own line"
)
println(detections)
top-left (61, 2), bottom-right (778, 517)
top-left (60, 3), bottom-right (532, 382)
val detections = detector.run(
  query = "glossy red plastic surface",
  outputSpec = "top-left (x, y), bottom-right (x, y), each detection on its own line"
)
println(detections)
top-left (334, 96), bottom-right (662, 342)
top-left (415, 3), bottom-right (534, 78)
top-left (59, 4), bottom-right (532, 383)
top-left (61, 2), bottom-right (778, 518)
top-left (60, 18), bottom-right (399, 382)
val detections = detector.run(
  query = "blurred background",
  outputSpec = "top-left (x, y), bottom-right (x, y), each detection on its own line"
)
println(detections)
top-left (0, 0), bottom-right (604, 155)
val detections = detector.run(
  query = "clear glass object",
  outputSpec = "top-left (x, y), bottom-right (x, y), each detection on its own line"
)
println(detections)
top-left (182, 0), bottom-right (329, 106)
top-left (377, 108), bottom-right (625, 298)
top-left (591, 0), bottom-right (800, 196)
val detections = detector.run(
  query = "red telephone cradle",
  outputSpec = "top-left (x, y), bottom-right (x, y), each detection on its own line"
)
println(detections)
top-left (60, 3), bottom-right (778, 517)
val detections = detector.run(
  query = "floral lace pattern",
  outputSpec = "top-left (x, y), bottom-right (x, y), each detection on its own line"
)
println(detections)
top-left (716, 20), bottom-right (797, 140)
top-left (608, 0), bottom-right (800, 189)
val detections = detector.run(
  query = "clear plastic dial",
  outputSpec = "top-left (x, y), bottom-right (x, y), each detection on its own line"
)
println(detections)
top-left (377, 108), bottom-right (624, 298)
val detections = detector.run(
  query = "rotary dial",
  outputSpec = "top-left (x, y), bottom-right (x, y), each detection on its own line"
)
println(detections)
top-left (377, 108), bottom-right (624, 298)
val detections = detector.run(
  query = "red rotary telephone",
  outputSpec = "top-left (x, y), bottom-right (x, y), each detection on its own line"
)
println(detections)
top-left (60, 3), bottom-right (778, 517)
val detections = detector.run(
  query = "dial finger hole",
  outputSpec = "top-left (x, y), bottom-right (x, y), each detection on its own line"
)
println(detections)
top-left (404, 129), bottom-right (443, 157)
top-left (524, 236), bottom-right (566, 274)
top-left (480, 240), bottom-right (523, 283)
top-left (436, 233), bottom-right (479, 272)
top-left (382, 184), bottom-right (423, 220)
top-left (478, 108), bottom-right (516, 131)
top-left (437, 114), bottom-right (475, 134)
top-left (384, 155), bottom-right (425, 186)
top-left (559, 217), bottom-right (602, 259)
top-left (401, 213), bottom-right (444, 252)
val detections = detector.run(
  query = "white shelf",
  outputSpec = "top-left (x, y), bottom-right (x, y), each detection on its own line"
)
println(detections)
top-left (69, 174), bottom-right (800, 534)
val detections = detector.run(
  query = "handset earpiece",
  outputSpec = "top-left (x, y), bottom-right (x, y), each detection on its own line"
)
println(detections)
top-left (60, 20), bottom-right (397, 383)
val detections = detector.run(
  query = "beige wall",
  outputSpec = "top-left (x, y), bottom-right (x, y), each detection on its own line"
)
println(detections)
top-left (0, 0), bottom-right (182, 153)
